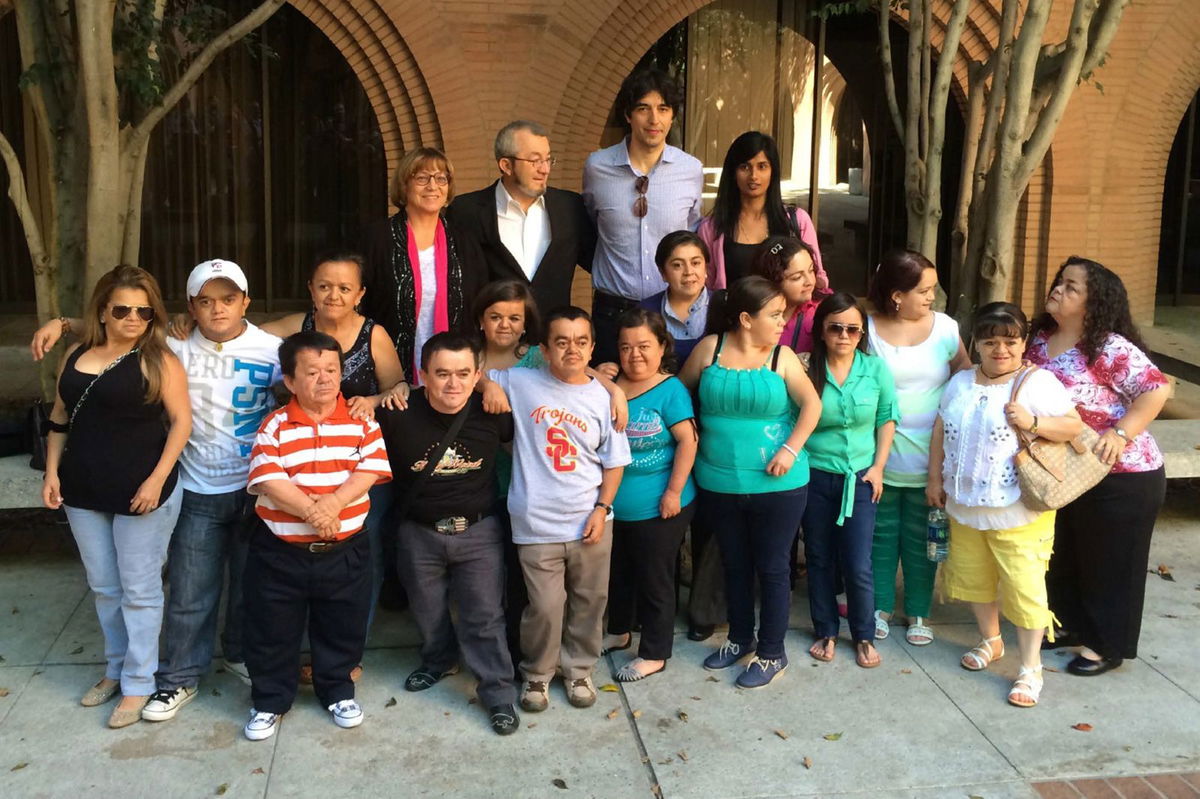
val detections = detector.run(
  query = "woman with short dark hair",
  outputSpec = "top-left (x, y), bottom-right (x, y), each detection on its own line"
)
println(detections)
top-left (1026, 257), bottom-right (1170, 677)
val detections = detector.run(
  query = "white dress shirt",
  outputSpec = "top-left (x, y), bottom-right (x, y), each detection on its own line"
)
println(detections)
top-left (495, 181), bottom-right (551, 280)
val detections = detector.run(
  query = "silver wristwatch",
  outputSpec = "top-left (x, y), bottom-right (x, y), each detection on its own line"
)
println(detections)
top-left (1114, 427), bottom-right (1131, 443)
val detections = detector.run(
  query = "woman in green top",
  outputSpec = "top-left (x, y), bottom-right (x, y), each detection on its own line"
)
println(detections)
top-left (803, 292), bottom-right (898, 669)
top-left (679, 277), bottom-right (822, 689)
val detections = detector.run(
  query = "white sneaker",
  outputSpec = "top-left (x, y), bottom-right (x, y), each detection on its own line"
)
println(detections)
top-left (329, 699), bottom-right (363, 729)
top-left (244, 709), bottom-right (281, 741)
top-left (142, 685), bottom-right (198, 722)
top-left (223, 659), bottom-right (251, 684)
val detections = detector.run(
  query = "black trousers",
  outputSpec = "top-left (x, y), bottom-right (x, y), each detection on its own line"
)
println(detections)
top-left (243, 523), bottom-right (371, 713)
top-left (607, 502), bottom-right (695, 660)
top-left (1048, 467), bottom-right (1166, 660)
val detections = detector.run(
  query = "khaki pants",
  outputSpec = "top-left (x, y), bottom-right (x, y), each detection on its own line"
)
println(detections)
top-left (517, 524), bottom-right (613, 683)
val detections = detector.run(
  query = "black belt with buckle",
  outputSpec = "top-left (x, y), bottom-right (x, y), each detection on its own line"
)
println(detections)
top-left (419, 512), bottom-right (487, 536)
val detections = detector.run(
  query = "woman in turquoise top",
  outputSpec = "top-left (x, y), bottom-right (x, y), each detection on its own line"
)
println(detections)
top-left (679, 276), bottom-right (821, 688)
top-left (603, 309), bottom-right (698, 682)
top-left (802, 292), bottom-right (898, 669)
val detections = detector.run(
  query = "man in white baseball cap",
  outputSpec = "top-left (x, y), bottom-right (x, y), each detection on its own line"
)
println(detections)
top-left (186, 258), bottom-right (249, 300)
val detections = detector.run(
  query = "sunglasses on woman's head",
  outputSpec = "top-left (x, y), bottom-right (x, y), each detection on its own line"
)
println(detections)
top-left (110, 305), bottom-right (155, 321)
top-left (825, 323), bottom-right (862, 337)
top-left (633, 175), bottom-right (649, 218)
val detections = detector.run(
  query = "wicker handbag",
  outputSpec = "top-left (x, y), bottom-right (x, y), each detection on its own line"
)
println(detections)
top-left (1009, 364), bottom-right (1111, 512)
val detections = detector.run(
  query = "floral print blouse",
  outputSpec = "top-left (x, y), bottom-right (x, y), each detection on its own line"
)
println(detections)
top-left (1026, 332), bottom-right (1168, 474)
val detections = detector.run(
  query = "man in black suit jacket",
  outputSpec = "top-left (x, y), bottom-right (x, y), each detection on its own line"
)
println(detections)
top-left (448, 121), bottom-right (596, 314)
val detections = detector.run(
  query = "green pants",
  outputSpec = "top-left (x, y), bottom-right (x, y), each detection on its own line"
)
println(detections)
top-left (871, 485), bottom-right (937, 618)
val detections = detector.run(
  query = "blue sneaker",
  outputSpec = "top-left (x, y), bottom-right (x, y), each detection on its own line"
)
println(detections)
top-left (736, 654), bottom-right (788, 688)
top-left (702, 639), bottom-right (755, 671)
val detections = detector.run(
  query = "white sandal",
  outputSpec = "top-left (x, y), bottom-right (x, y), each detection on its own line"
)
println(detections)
top-left (873, 610), bottom-right (890, 640)
top-left (961, 634), bottom-right (1004, 671)
top-left (906, 617), bottom-right (933, 646)
top-left (1008, 665), bottom-right (1044, 708)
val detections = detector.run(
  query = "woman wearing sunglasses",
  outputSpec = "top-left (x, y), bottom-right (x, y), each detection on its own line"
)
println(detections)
top-left (803, 293), bottom-right (898, 668)
top-left (699, 131), bottom-right (826, 291)
top-left (41, 266), bottom-right (192, 728)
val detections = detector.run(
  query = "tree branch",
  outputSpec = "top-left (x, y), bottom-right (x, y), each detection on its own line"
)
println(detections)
top-left (993, 0), bottom-right (1053, 192)
top-left (127, 0), bottom-right (284, 146)
top-left (1080, 0), bottom-right (1128, 78)
top-left (919, 0), bottom-right (932, 160)
top-left (878, 0), bottom-right (905, 139)
top-left (973, 0), bottom-right (1016, 203)
top-left (0, 130), bottom-right (52, 318)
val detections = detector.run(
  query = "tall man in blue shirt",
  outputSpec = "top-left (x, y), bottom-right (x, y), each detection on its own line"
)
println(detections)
top-left (582, 68), bottom-right (704, 364)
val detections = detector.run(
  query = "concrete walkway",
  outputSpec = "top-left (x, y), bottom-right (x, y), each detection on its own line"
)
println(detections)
top-left (1, 482), bottom-right (1199, 798)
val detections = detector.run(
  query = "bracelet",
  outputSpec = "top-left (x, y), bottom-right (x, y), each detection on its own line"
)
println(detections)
top-left (1030, 415), bottom-right (1039, 435)
top-left (594, 501), bottom-right (612, 513)
top-left (58, 316), bottom-right (71, 337)
top-left (780, 443), bottom-right (799, 458)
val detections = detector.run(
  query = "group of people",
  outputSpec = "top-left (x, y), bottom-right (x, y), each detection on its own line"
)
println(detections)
top-left (31, 67), bottom-right (1170, 740)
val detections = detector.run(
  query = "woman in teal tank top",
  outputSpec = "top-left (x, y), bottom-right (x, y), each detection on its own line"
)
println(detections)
top-left (679, 277), bottom-right (822, 689)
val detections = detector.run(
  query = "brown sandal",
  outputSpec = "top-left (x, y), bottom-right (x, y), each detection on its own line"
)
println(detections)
top-left (855, 640), bottom-right (881, 669)
top-left (809, 636), bottom-right (836, 662)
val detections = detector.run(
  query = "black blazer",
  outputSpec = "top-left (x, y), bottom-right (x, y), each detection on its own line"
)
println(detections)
top-left (448, 181), bottom-right (596, 313)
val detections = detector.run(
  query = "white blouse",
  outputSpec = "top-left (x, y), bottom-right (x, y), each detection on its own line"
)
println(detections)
top-left (938, 367), bottom-right (1074, 530)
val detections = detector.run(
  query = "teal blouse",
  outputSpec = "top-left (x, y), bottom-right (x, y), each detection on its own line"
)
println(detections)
top-left (805, 350), bottom-right (900, 524)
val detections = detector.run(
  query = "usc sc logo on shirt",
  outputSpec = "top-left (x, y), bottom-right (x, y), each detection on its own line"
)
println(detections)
top-left (545, 426), bottom-right (578, 472)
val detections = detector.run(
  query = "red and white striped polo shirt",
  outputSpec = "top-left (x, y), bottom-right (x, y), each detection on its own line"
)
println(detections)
top-left (248, 395), bottom-right (391, 542)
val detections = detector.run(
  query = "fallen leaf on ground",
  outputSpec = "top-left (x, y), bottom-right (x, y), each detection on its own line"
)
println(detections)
top-left (774, 729), bottom-right (789, 740)
top-left (690, 696), bottom-right (702, 700)
top-left (606, 708), bottom-right (619, 720)
top-left (385, 697), bottom-right (397, 708)
top-left (705, 675), bottom-right (718, 682)
top-left (1072, 722), bottom-right (1093, 732)
top-left (11, 607), bottom-right (17, 614)
top-left (211, 688), bottom-right (221, 696)
top-left (651, 783), bottom-right (663, 799)
top-left (969, 795), bottom-right (985, 799)
top-left (657, 758), bottom-right (674, 765)
top-left (632, 709), bottom-right (642, 719)
top-left (599, 683), bottom-right (620, 692)
top-left (678, 750), bottom-right (689, 762)
top-left (802, 756), bottom-right (813, 770)
top-left (552, 778), bottom-right (567, 789)
top-left (11, 762), bottom-right (28, 771)
top-left (899, 669), bottom-right (912, 675)
top-left (1156, 564), bottom-right (1176, 582)
top-left (251, 767), bottom-right (265, 775)
top-left (69, 646), bottom-right (83, 655)
top-left (823, 732), bottom-right (843, 741)
top-left (216, 784), bottom-right (229, 795)
top-left (677, 710), bottom-right (689, 722)
top-left (443, 712), bottom-right (450, 717)
top-left (0, 688), bottom-right (9, 697)
top-left (1162, 613), bottom-right (1179, 619)
top-left (527, 722), bottom-right (537, 728)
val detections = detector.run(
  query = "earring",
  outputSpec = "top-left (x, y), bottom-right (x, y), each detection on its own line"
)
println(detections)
top-left (894, 301), bottom-right (901, 312)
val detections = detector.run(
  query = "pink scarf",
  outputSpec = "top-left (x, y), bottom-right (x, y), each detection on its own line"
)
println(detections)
top-left (406, 219), bottom-right (450, 337)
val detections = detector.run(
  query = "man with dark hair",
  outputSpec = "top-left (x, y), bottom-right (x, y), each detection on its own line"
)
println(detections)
top-left (583, 69), bottom-right (704, 364)
top-left (487, 307), bottom-right (630, 713)
top-left (448, 120), bottom-right (596, 313)
top-left (377, 331), bottom-right (521, 735)
top-left (241, 331), bottom-right (391, 741)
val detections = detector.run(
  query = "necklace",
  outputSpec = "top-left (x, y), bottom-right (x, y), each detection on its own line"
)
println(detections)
top-left (980, 365), bottom-right (1021, 380)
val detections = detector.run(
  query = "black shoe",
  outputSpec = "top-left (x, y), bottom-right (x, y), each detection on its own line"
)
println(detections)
top-left (1041, 631), bottom-right (1081, 650)
top-left (404, 664), bottom-right (460, 692)
top-left (687, 624), bottom-right (715, 642)
top-left (488, 703), bottom-right (520, 735)
top-left (1066, 654), bottom-right (1123, 676)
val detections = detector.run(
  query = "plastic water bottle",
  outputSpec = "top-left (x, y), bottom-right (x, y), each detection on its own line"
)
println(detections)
top-left (927, 508), bottom-right (949, 562)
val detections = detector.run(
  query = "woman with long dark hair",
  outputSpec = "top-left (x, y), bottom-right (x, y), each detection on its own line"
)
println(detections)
top-left (802, 293), bottom-right (897, 668)
top-left (750, 236), bottom-right (831, 353)
top-left (698, 131), bottom-right (826, 289)
top-left (678, 276), bottom-right (821, 688)
top-left (42, 266), bottom-right (191, 728)
top-left (1027, 257), bottom-right (1170, 676)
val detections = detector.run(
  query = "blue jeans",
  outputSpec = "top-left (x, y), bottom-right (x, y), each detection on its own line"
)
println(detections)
top-left (65, 484), bottom-right (183, 695)
top-left (701, 486), bottom-right (808, 660)
top-left (803, 468), bottom-right (878, 642)
top-left (364, 482), bottom-right (394, 635)
top-left (156, 488), bottom-right (255, 690)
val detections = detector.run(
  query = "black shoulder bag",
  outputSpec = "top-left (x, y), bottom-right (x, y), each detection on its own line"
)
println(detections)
top-left (394, 402), bottom-right (471, 521)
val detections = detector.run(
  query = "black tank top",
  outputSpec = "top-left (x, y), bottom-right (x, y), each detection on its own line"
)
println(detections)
top-left (58, 346), bottom-right (178, 515)
top-left (301, 311), bottom-right (379, 398)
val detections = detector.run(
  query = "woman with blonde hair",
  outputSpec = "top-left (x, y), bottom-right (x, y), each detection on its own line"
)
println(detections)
top-left (363, 147), bottom-right (485, 384)
top-left (42, 265), bottom-right (191, 728)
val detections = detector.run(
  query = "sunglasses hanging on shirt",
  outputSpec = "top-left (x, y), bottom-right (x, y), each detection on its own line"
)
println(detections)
top-left (633, 175), bottom-right (649, 218)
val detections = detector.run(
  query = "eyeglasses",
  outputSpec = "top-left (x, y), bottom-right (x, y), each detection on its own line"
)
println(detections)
top-left (825, 323), bottom-right (862, 338)
top-left (413, 173), bottom-right (449, 187)
top-left (633, 175), bottom-right (649, 218)
top-left (110, 305), bottom-right (155, 322)
top-left (507, 155), bottom-right (556, 169)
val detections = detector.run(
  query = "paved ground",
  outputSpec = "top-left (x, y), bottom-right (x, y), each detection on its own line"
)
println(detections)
top-left (1, 469), bottom-right (1198, 798)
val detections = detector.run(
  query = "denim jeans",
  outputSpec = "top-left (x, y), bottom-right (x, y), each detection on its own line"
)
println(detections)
top-left (363, 482), bottom-right (394, 635)
top-left (701, 486), bottom-right (808, 660)
top-left (803, 469), bottom-right (878, 642)
top-left (156, 488), bottom-right (255, 690)
top-left (65, 484), bottom-right (183, 696)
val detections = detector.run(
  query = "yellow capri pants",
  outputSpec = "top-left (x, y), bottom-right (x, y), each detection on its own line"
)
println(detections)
top-left (943, 511), bottom-right (1056, 632)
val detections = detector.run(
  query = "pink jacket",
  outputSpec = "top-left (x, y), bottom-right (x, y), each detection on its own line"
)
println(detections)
top-left (698, 206), bottom-right (829, 293)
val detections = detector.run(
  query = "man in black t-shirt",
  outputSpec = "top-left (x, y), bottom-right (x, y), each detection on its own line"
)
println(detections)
top-left (377, 332), bottom-right (519, 736)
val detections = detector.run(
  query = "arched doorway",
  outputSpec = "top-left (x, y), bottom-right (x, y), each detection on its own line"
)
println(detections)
top-left (1158, 89), bottom-right (1200, 308)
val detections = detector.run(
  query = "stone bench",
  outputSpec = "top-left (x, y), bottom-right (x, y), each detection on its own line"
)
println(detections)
top-left (1149, 419), bottom-right (1200, 479)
